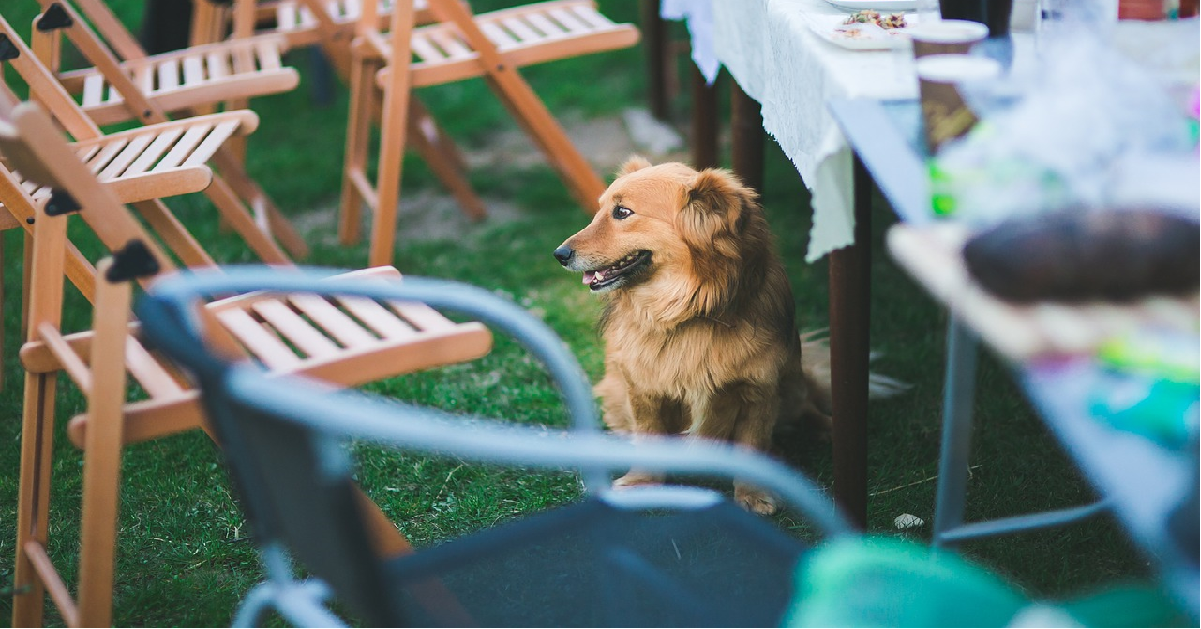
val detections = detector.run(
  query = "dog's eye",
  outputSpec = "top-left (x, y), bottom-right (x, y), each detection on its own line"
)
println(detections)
top-left (612, 205), bottom-right (633, 220)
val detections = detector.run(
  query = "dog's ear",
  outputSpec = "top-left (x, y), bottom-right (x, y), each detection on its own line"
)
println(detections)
top-left (679, 168), bottom-right (753, 250)
top-left (615, 155), bottom-right (652, 178)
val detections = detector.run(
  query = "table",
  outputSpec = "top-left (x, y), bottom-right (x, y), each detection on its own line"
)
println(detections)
top-left (833, 94), bottom-right (1199, 619)
top-left (888, 222), bottom-right (1200, 619)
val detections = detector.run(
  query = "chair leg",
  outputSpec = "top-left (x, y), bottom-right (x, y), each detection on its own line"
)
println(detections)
top-left (209, 147), bottom-right (310, 260)
top-left (76, 267), bottom-right (132, 625)
top-left (1, 235), bottom-right (5, 393)
top-left (12, 371), bottom-right (60, 629)
top-left (201, 172), bottom-right (294, 265)
top-left (407, 100), bottom-right (487, 222)
top-left (485, 70), bottom-right (606, 213)
top-left (338, 51), bottom-right (381, 247)
top-left (369, 57), bottom-right (415, 267)
top-left (131, 200), bottom-right (217, 268)
top-left (932, 316), bottom-right (980, 549)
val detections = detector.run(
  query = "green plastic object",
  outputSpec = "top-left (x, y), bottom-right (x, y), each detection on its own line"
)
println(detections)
top-left (782, 537), bottom-right (1189, 627)
top-left (782, 537), bottom-right (1026, 627)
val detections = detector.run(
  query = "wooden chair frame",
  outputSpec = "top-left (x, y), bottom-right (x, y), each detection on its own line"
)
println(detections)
top-left (341, 0), bottom-right (639, 266)
top-left (9, 3), bottom-right (307, 262)
top-left (2, 100), bottom-right (493, 628)
top-left (36, 0), bottom-right (301, 126)
top-left (195, 0), bottom-right (493, 241)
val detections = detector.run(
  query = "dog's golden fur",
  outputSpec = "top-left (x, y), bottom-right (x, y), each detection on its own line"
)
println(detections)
top-left (556, 157), bottom-right (836, 514)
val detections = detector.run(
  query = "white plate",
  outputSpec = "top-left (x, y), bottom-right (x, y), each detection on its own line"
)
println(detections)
top-left (807, 12), bottom-right (918, 50)
top-left (824, 0), bottom-right (916, 11)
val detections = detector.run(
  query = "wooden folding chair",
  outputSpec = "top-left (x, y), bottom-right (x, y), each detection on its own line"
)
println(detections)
top-left (3, 100), bottom-right (494, 627)
top-left (33, 0), bottom-right (300, 126)
top-left (7, 4), bottom-right (307, 262)
top-left (191, 0), bottom-right (434, 74)
top-left (192, 0), bottom-right (492, 233)
top-left (343, 0), bottom-right (639, 266)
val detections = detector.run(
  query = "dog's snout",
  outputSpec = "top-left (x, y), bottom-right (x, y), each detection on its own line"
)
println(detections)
top-left (553, 245), bottom-right (575, 265)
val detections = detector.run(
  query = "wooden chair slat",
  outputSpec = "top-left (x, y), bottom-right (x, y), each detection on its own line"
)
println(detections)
top-left (182, 54), bottom-right (206, 86)
top-left (547, 7), bottom-right (590, 35)
top-left (251, 299), bottom-right (342, 358)
top-left (256, 40), bottom-right (283, 70)
top-left (84, 139), bottom-right (128, 174)
top-left (276, 2), bottom-right (299, 30)
top-left (385, 300), bottom-right (453, 333)
top-left (156, 57), bottom-right (181, 92)
top-left (570, 4), bottom-right (613, 30)
top-left (337, 297), bottom-right (418, 340)
top-left (216, 308), bottom-right (303, 368)
top-left (287, 294), bottom-right (379, 348)
top-left (181, 121), bottom-right (239, 168)
top-left (501, 17), bottom-right (544, 45)
top-left (155, 124), bottom-right (214, 170)
top-left (124, 128), bottom-right (186, 176)
top-left (428, 29), bottom-right (473, 59)
top-left (98, 134), bottom-right (156, 179)
top-left (479, 21), bottom-right (520, 50)
top-left (82, 73), bottom-right (106, 107)
top-left (74, 143), bottom-right (103, 166)
top-left (524, 12), bottom-right (567, 39)
top-left (410, 34), bottom-right (445, 63)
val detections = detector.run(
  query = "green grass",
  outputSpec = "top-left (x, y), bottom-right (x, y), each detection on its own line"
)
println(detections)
top-left (0, 0), bottom-right (1152, 626)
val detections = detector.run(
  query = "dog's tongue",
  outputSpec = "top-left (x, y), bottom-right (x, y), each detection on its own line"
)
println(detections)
top-left (582, 271), bottom-right (597, 285)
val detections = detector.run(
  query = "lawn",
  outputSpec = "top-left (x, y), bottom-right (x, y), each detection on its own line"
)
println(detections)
top-left (0, 0), bottom-right (1150, 626)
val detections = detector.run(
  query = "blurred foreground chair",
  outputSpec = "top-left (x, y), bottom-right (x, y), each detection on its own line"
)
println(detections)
top-left (138, 267), bottom-right (850, 627)
top-left (138, 268), bottom-right (1191, 627)
top-left (344, 0), bottom-right (640, 266)
top-left (1, 100), bottom-right (494, 628)
top-left (2, 6), bottom-right (306, 263)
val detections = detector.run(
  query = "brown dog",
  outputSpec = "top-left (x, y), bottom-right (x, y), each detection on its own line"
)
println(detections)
top-left (554, 157), bottom-right (844, 514)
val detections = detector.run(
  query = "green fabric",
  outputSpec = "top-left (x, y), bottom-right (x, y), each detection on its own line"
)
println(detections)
top-left (782, 537), bottom-right (1027, 628)
top-left (1059, 583), bottom-right (1192, 628)
top-left (781, 537), bottom-right (1189, 628)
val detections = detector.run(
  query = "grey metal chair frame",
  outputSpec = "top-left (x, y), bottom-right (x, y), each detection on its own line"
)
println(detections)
top-left (138, 268), bottom-right (855, 627)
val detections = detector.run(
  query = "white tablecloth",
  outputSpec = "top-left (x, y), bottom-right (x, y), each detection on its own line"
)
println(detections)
top-left (711, 0), bottom-right (920, 261)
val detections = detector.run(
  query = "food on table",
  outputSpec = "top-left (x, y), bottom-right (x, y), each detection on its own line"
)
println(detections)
top-left (961, 209), bottom-right (1200, 302)
top-left (843, 10), bottom-right (908, 28)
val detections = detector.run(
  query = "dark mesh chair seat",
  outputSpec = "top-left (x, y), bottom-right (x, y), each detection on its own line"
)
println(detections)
top-left (388, 498), bottom-right (805, 627)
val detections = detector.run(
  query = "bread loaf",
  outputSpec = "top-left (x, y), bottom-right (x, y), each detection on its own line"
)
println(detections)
top-left (962, 210), bottom-right (1200, 302)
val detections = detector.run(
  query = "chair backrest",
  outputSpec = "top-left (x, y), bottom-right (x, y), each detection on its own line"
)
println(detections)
top-left (198, 366), bottom-right (404, 625)
top-left (0, 12), bottom-right (103, 141)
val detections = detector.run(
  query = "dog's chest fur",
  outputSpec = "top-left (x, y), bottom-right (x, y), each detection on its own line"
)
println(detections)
top-left (602, 303), bottom-right (793, 398)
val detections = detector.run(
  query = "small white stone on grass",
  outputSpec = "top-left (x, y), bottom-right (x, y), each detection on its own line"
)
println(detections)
top-left (894, 513), bottom-right (924, 529)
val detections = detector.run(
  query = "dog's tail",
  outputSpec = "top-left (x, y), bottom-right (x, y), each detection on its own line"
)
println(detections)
top-left (799, 329), bottom-right (910, 416)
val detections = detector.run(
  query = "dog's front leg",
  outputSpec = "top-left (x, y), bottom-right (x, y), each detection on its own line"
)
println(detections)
top-left (693, 384), bottom-right (782, 515)
top-left (612, 391), bottom-right (687, 489)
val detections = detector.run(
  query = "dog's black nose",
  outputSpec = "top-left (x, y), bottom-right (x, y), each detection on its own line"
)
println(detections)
top-left (553, 245), bottom-right (575, 265)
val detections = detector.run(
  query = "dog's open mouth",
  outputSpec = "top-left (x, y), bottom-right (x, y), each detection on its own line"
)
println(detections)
top-left (582, 251), bottom-right (652, 291)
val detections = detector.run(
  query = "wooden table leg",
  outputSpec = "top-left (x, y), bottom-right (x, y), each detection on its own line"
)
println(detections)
top-left (828, 154), bottom-right (873, 529)
top-left (731, 80), bottom-right (764, 193)
top-left (690, 64), bottom-right (718, 170)
top-left (640, 0), bottom-right (670, 122)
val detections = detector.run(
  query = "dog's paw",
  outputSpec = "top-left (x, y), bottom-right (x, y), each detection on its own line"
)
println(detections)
top-left (735, 485), bottom-right (779, 515)
top-left (612, 471), bottom-right (664, 488)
